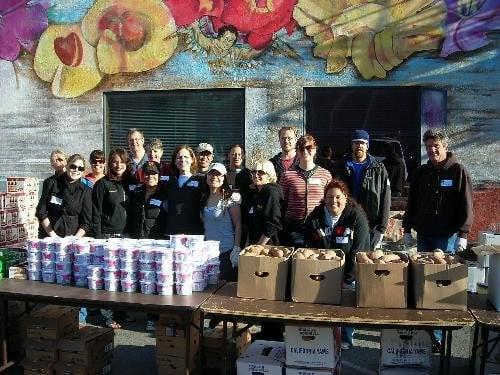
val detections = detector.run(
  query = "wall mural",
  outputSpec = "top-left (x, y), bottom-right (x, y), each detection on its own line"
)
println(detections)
top-left (1, 0), bottom-right (499, 98)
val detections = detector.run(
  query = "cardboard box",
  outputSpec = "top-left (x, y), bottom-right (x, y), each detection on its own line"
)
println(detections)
top-left (356, 252), bottom-right (409, 308)
top-left (411, 254), bottom-right (468, 310)
top-left (22, 359), bottom-right (54, 375)
top-left (9, 264), bottom-right (28, 279)
top-left (488, 253), bottom-right (500, 311)
top-left (379, 368), bottom-right (431, 374)
top-left (156, 333), bottom-right (199, 359)
top-left (291, 249), bottom-right (344, 305)
top-left (58, 327), bottom-right (114, 365)
top-left (479, 232), bottom-right (500, 246)
top-left (27, 305), bottom-right (79, 340)
top-left (53, 357), bottom-right (112, 375)
top-left (285, 325), bottom-right (340, 369)
top-left (7, 177), bottom-right (39, 193)
top-left (236, 340), bottom-right (286, 375)
top-left (237, 245), bottom-right (292, 301)
top-left (156, 310), bottom-right (200, 338)
top-left (25, 348), bottom-right (58, 362)
top-left (157, 355), bottom-right (192, 375)
top-left (380, 329), bottom-right (431, 368)
top-left (286, 365), bottom-right (340, 375)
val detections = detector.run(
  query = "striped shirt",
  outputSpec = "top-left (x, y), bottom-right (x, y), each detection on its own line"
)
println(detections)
top-left (280, 166), bottom-right (332, 222)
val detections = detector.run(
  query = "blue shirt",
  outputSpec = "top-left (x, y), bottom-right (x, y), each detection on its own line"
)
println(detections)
top-left (351, 160), bottom-right (368, 199)
top-left (202, 197), bottom-right (238, 252)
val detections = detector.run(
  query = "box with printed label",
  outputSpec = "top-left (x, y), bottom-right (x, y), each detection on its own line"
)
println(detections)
top-left (157, 355), bottom-right (192, 375)
top-left (356, 252), bottom-right (408, 308)
top-left (237, 245), bottom-right (293, 301)
top-left (380, 329), bottom-right (431, 368)
top-left (285, 325), bottom-right (341, 369)
top-left (411, 254), bottom-right (468, 310)
top-left (291, 249), bottom-right (344, 305)
top-left (58, 327), bottom-right (114, 365)
top-left (7, 177), bottom-right (39, 193)
top-left (236, 340), bottom-right (286, 375)
top-left (479, 232), bottom-right (500, 246)
top-left (379, 368), bottom-right (431, 374)
top-left (488, 253), bottom-right (500, 311)
top-left (156, 310), bottom-right (200, 338)
top-left (27, 305), bottom-right (79, 340)
top-left (53, 357), bottom-right (112, 375)
top-left (156, 333), bottom-right (199, 360)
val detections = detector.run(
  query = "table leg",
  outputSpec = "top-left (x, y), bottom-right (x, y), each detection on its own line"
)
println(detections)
top-left (198, 310), bottom-right (204, 374)
top-left (185, 311), bottom-right (191, 375)
top-left (444, 330), bottom-right (453, 374)
top-left (439, 329), bottom-right (447, 375)
top-left (479, 326), bottom-right (489, 375)
top-left (470, 323), bottom-right (480, 374)
top-left (0, 298), bottom-right (7, 368)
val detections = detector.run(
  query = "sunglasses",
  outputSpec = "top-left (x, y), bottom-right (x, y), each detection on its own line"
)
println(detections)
top-left (145, 170), bottom-right (158, 176)
top-left (298, 145), bottom-right (316, 152)
top-left (69, 164), bottom-right (85, 172)
top-left (91, 159), bottom-right (105, 165)
top-left (251, 170), bottom-right (266, 177)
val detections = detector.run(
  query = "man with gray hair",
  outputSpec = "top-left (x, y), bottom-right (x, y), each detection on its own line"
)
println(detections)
top-left (403, 129), bottom-right (473, 253)
top-left (127, 128), bottom-right (148, 178)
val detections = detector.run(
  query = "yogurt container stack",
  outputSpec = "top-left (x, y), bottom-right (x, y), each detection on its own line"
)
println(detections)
top-left (138, 243), bottom-right (156, 295)
top-left (203, 240), bottom-right (221, 286)
top-left (102, 241), bottom-right (121, 292)
top-left (87, 239), bottom-right (105, 290)
top-left (26, 238), bottom-right (42, 281)
top-left (55, 238), bottom-right (74, 286)
top-left (119, 240), bottom-right (139, 293)
top-left (154, 241), bottom-right (174, 296)
top-left (40, 237), bottom-right (57, 283)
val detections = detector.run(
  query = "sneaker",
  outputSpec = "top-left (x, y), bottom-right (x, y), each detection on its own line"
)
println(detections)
top-left (341, 341), bottom-right (352, 351)
top-left (146, 320), bottom-right (155, 331)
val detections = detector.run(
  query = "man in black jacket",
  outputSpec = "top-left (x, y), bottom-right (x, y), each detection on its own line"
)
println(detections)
top-left (403, 129), bottom-right (473, 253)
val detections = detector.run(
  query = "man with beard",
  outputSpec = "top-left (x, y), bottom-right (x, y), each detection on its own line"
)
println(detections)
top-left (337, 130), bottom-right (391, 250)
top-left (270, 126), bottom-right (299, 182)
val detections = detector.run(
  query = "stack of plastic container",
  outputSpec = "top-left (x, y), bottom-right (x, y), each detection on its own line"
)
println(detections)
top-left (87, 239), bottom-right (105, 290)
top-left (155, 241), bottom-right (174, 295)
top-left (40, 238), bottom-right (57, 283)
top-left (54, 238), bottom-right (73, 286)
top-left (103, 241), bottom-right (121, 292)
top-left (120, 240), bottom-right (139, 293)
top-left (26, 238), bottom-right (42, 281)
top-left (204, 240), bottom-right (221, 285)
top-left (138, 242), bottom-right (156, 294)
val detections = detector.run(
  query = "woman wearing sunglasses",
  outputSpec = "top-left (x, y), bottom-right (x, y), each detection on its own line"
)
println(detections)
top-left (83, 150), bottom-right (106, 188)
top-left (35, 154), bottom-right (92, 238)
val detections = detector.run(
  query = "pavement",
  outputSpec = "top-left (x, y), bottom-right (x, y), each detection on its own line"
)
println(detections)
top-left (9, 311), bottom-right (476, 374)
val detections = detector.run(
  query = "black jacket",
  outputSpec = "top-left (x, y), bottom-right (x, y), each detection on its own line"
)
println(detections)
top-left (234, 167), bottom-right (253, 197)
top-left (403, 152), bottom-right (473, 238)
top-left (92, 176), bottom-right (134, 238)
top-left (269, 152), bottom-right (299, 182)
top-left (127, 185), bottom-right (168, 240)
top-left (336, 155), bottom-right (391, 232)
top-left (242, 183), bottom-right (283, 245)
top-left (383, 153), bottom-right (406, 195)
top-left (304, 203), bottom-right (370, 284)
top-left (36, 173), bottom-right (92, 238)
top-left (164, 175), bottom-right (206, 235)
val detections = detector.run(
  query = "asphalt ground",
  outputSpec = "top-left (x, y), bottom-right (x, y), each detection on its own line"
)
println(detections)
top-left (8, 310), bottom-right (479, 374)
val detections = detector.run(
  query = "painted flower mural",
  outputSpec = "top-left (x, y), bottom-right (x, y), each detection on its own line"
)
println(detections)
top-left (164, 0), bottom-right (224, 27)
top-left (211, 0), bottom-right (298, 50)
top-left (81, 0), bottom-right (178, 74)
top-left (0, 0), bottom-right (49, 61)
top-left (34, 24), bottom-right (103, 97)
top-left (440, 0), bottom-right (500, 57)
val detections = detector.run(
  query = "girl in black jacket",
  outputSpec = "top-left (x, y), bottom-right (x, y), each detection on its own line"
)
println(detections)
top-left (36, 154), bottom-right (92, 238)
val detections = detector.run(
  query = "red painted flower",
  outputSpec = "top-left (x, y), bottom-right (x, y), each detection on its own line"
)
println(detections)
top-left (164, 0), bottom-right (224, 27)
top-left (211, 0), bottom-right (298, 50)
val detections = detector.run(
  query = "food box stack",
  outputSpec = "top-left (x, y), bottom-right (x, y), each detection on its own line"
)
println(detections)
top-left (54, 326), bottom-right (114, 375)
top-left (410, 250), bottom-right (468, 310)
top-left (237, 245), bottom-right (293, 301)
top-left (285, 325), bottom-right (341, 375)
top-left (0, 247), bottom-right (23, 279)
top-left (23, 305), bottom-right (79, 374)
top-left (356, 250), bottom-right (409, 308)
top-left (0, 301), bottom-right (28, 359)
top-left (291, 248), bottom-right (344, 305)
top-left (203, 322), bottom-right (251, 374)
top-left (236, 340), bottom-right (286, 375)
top-left (0, 177), bottom-right (38, 246)
top-left (156, 310), bottom-right (201, 375)
top-left (378, 329), bottom-right (432, 374)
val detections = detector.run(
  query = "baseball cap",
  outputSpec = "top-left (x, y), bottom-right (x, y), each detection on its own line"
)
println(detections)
top-left (207, 163), bottom-right (227, 175)
top-left (197, 143), bottom-right (214, 154)
top-left (352, 129), bottom-right (369, 144)
top-left (142, 161), bottom-right (160, 175)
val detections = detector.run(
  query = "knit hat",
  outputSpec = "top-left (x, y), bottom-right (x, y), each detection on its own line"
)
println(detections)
top-left (352, 129), bottom-right (369, 144)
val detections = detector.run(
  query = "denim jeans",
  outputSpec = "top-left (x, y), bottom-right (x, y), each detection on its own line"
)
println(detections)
top-left (79, 307), bottom-right (87, 324)
top-left (417, 233), bottom-right (457, 253)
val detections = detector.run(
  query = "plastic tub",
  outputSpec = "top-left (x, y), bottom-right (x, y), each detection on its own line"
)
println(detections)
top-left (27, 260), bottom-right (41, 271)
top-left (88, 277), bottom-right (104, 290)
top-left (156, 282), bottom-right (174, 296)
top-left (27, 251), bottom-right (41, 262)
top-left (156, 272), bottom-right (174, 284)
top-left (120, 259), bottom-right (138, 271)
top-left (155, 249), bottom-right (173, 263)
top-left (74, 272), bottom-right (88, 287)
top-left (120, 269), bottom-right (137, 280)
top-left (176, 282), bottom-right (193, 295)
top-left (192, 280), bottom-right (206, 292)
top-left (208, 272), bottom-right (220, 285)
top-left (41, 260), bottom-right (55, 271)
top-left (103, 245), bottom-right (120, 259)
top-left (139, 261), bottom-right (156, 272)
top-left (56, 272), bottom-right (72, 285)
top-left (138, 270), bottom-right (156, 282)
top-left (90, 254), bottom-right (105, 265)
top-left (104, 278), bottom-right (120, 292)
top-left (206, 262), bottom-right (221, 274)
top-left (192, 270), bottom-right (205, 282)
top-left (169, 234), bottom-right (189, 249)
top-left (139, 280), bottom-right (156, 295)
top-left (185, 235), bottom-right (204, 249)
top-left (121, 279), bottom-right (137, 293)
top-left (42, 270), bottom-right (56, 283)
top-left (55, 261), bottom-right (72, 273)
top-left (87, 266), bottom-right (103, 278)
top-left (26, 238), bottom-right (40, 252)
top-left (41, 251), bottom-right (55, 262)
top-left (54, 252), bottom-right (71, 262)
top-left (89, 240), bottom-right (105, 255)
top-left (176, 272), bottom-right (193, 284)
top-left (54, 240), bottom-right (71, 253)
top-left (139, 248), bottom-right (156, 262)
top-left (74, 253), bottom-right (90, 265)
top-left (73, 241), bottom-right (90, 255)
top-left (40, 238), bottom-right (57, 252)
top-left (104, 269), bottom-right (121, 279)
top-left (73, 263), bottom-right (87, 274)
top-left (174, 262), bottom-right (193, 273)
top-left (155, 261), bottom-right (173, 273)
top-left (28, 270), bottom-right (42, 281)
top-left (174, 248), bottom-right (192, 263)
top-left (103, 258), bottom-right (120, 270)
top-left (119, 247), bottom-right (139, 261)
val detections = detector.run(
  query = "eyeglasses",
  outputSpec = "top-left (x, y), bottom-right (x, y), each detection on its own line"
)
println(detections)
top-left (91, 159), bottom-right (105, 165)
top-left (298, 145), bottom-right (316, 152)
top-left (68, 164), bottom-right (85, 172)
top-left (251, 170), bottom-right (266, 177)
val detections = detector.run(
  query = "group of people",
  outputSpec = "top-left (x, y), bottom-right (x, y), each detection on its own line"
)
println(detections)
top-left (34, 126), bottom-right (473, 349)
